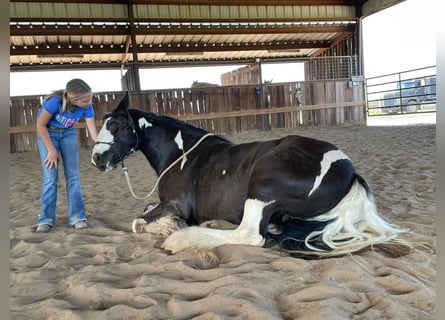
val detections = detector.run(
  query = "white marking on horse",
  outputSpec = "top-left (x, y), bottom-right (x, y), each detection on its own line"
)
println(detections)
top-left (91, 118), bottom-right (113, 164)
top-left (175, 131), bottom-right (184, 150)
top-left (308, 150), bottom-right (350, 197)
top-left (138, 117), bottom-right (152, 129)
top-left (304, 179), bottom-right (406, 253)
top-left (161, 198), bottom-right (275, 253)
top-left (222, 169), bottom-right (226, 175)
top-left (174, 130), bottom-right (187, 169)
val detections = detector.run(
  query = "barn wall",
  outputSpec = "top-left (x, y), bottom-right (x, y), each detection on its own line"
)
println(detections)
top-left (220, 64), bottom-right (261, 86)
top-left (10, 80), bottom-right (365, 153)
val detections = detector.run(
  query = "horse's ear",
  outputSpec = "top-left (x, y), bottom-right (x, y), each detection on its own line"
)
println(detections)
top-left (115, 91), bottom-right (130, 111)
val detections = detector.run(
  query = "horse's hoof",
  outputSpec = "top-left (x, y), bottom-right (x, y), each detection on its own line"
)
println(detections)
top-left (132, 218), bottom-right (148, 233)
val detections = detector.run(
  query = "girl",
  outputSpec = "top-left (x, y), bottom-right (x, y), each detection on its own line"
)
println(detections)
top-left (35, 78), bottom-right (99, 232)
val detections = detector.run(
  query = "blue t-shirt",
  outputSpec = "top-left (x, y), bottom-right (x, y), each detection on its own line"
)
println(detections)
top-left (37, 96), bottom-right (95, 129)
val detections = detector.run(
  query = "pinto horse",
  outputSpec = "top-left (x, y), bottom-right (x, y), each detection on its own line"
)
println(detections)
top-left (91, 93), bottom-right (407, 257)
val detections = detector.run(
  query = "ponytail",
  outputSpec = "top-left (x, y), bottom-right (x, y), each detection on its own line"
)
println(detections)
top-left (43, 89), bottom-right (67, 112)
top-left (43, 79), bottom-right (92, 113)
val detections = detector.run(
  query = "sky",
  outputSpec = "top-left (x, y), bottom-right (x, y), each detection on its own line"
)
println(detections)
top-left (9, 0), bottom-right (436, 97)
top-left (361, 0), bottom-right (436, 78)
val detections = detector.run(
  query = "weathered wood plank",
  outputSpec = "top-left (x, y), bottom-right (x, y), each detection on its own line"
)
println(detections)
top-left (10, 80), bottom-right (366, 152)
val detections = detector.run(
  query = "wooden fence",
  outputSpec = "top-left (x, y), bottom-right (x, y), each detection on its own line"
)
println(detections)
top-left (10, 80), bottom-right (366, 153)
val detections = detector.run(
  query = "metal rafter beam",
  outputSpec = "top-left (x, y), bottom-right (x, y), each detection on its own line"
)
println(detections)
top-left (10, 40), bottom-right (330, 56)
top-left (10, 23), bottom-right (356, 36)
top-left (10, 56), bottom-right (312, 72)
top-left (137, 41), bottom-right (330, 52)
top-left (10, 24), bottom-right (130, 36)
top-left (11, 17), bottom-right (359, 23)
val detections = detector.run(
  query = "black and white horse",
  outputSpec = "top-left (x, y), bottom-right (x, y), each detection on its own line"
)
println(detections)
top-left (91, 93), bottom-right (407, 257)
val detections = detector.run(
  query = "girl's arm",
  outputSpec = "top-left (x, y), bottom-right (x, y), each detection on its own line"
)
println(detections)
top-left (85, 117), bottom-right (99, 142)
top-left (36, 109), bottom-right (59, 169)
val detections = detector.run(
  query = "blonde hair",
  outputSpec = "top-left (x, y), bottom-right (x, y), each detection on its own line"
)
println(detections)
top-left (44, 78), bottom-right (92, 113)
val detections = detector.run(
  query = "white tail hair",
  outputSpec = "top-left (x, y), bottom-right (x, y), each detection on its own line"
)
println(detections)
top-left (288, 179), bottom-right (410, 257)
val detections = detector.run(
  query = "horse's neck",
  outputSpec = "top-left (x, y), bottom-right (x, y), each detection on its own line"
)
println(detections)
top-left (139, 142), bottom-right (177, 176)
top-left (139, 129), bottom-right (203, 176)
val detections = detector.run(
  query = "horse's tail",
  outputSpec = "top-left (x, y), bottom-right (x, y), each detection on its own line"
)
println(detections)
top-left (269, 175), bottom-right (411, 257)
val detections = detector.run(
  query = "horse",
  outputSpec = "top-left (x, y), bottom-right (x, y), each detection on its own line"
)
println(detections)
top-left (91, 93), bottom-right (408, 258)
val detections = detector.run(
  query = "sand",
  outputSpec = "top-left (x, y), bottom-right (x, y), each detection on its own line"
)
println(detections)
top-left (10, 124), bottom-right (436, 319)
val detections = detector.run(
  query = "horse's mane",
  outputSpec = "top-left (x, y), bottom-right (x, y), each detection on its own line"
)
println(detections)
top-left (129, 108), bottom-right (230, 142)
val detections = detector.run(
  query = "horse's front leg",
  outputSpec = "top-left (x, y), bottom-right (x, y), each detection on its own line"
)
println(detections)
top-left (132, 202), bottom-right (188, 240)
top-left (162, 199), bottom-right (273, 253)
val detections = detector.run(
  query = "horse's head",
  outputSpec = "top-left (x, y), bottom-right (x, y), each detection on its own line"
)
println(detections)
top-left (91, 93), bottom-right (138, 171)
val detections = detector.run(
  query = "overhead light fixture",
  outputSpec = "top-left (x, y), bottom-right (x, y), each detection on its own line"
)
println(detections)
top-left (37, 54), bottom-right (84, 58)
top-left (165, 52), bottom-right (204, 56)
top-left (267, 49), bottom-right (301, 53)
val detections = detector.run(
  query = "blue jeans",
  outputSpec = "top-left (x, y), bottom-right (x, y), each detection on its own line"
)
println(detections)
top-left (37, 127), bottom-right (87, 226)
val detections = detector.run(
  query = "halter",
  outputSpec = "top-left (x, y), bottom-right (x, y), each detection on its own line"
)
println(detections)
top-left (122, 132), bottom-right (215, 200)
top-left (94, 111), bottom-right (139, 166)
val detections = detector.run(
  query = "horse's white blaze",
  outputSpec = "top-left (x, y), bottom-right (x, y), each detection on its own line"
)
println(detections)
top-left (91, 117), bottom-right (113, 164)
top-left (161, 199), bottom-right (274, 253)
top-left (307, 149), bottom-right (350, 197)
top-left (138, 117), bottom-right (152, 129)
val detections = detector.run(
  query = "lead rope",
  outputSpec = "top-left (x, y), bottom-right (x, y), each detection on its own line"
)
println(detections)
top-left (122, 132), bottom-right (215, 200)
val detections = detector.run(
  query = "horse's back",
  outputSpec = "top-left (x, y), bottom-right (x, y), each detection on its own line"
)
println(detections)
top-left (246, 135), bottom-right (357, 219)
top-left (193, 134), bottom-right (357, 222)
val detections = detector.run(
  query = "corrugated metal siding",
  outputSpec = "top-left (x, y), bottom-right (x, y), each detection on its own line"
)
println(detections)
top-left (11, 2), bottom-right (357, 21)
top-left (10, 2), bottom-right (128, 19)
top-left (362, 0), bottom-right (405, 17)
top-left (133, 4), bottom-right (356, 20)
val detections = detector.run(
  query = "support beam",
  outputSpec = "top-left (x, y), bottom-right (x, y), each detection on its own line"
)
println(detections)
top-left (10, 23), bottom-right (356, 36)
top-left (10, 40), bottom-right (330, 56)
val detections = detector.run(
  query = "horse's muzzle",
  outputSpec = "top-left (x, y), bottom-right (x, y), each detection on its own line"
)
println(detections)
top-left (91, 153), bottom-right (107, 171)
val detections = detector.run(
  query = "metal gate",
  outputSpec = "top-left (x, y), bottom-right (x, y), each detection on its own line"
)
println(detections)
top-left (366, 66), bottom-right (436, 116)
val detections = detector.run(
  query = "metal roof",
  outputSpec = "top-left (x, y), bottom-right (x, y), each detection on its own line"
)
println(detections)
top-left (10, 0), bottom-right (404, 71)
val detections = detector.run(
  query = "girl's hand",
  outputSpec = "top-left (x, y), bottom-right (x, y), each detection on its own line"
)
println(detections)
top-left (44, 150), bottom-right (59, 170)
